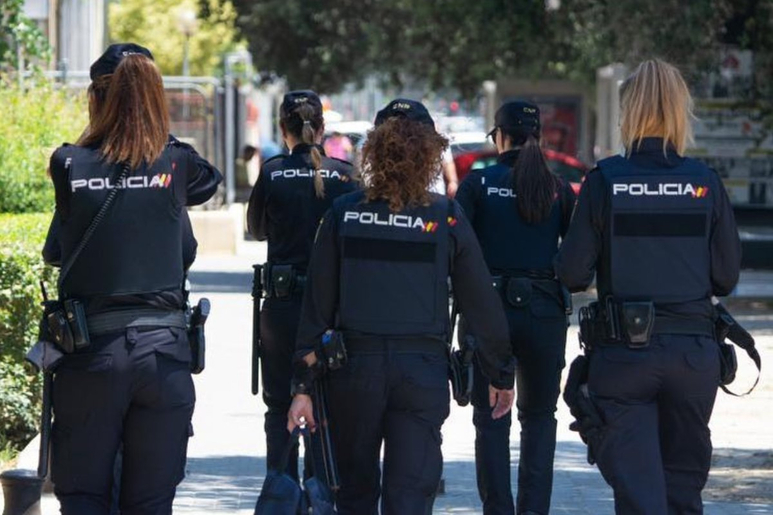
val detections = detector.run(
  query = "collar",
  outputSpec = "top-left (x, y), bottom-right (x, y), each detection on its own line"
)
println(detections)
top-left (290, 143), bottom-right (327, 156)
top-left (497, 148), bottom-right (520, 167)
top-left (630, 138), bottom-right (679, 157)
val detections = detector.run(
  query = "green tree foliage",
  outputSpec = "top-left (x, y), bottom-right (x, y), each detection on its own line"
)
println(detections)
top-left (0, 84), bottom-right (87, 214)
top-left (0, 213), bottom-right (57, 452)
top-left (232, 0), bottom-right (771, 99)
top-left (0, 0), bottom-right (52, 73)
top-left (109, 0), bottom-right (243, 77)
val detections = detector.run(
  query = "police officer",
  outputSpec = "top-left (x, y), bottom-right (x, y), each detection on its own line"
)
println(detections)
top-left (246, 90), bottom-right (357, 479)
top-left (455, 100), bottom-right (575, 515)
top-left (42, 43), bottom-right (222, 515)
top-left (287, 99), bottom-right (516, 515)
top-left (555, 59), bottom-right (742, 514)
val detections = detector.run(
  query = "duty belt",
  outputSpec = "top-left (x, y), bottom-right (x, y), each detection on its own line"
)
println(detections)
top-left (344, 335), bottom-right (447, 355)
top-left (87, 308), bottom-right (187, 336)
top-left (263, 263), bottom-right (306, 299)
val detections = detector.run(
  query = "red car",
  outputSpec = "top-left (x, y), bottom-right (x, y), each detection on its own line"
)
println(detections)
top-left (454, 149), bottom-right (589, 195)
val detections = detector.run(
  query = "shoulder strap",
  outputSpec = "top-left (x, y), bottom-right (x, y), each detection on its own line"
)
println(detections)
top-left (59, 163), bottom-right (131, 288)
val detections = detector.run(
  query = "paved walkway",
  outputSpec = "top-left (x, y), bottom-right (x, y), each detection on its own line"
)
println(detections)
top-left (4, 246), bottom-right (773, 514)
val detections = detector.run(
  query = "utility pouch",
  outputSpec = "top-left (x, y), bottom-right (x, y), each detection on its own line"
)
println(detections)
top-left (270, 265), bottom-right (296, 299)
top-left (578, 303), bottom-right (602, 350)
top-left (449, 334), bottom-right (476, 407)
top-left (44, 299), bottom-right (90, 354)
top-left (505, 278), bottom-right (532, 308)
top-left (718, 341), bottom-right (738, 386)
top-left (620, 301), bottom-right (654, 348)
top-left (63, 299), bottom-right (90, 350)
top-left (320, 330), bottom-right (347, 371)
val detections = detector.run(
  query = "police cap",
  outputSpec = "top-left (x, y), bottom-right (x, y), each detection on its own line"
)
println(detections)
top-left (90, 43), bottom-right (154, 81)
top-left (374, 99), bottom-right (435, 129)
top-left (492, 101), bottom-right (541, 137)
top-left (280, 90), bottom-right (323, 117)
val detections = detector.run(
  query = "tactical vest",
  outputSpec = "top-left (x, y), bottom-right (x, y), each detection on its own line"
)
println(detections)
top-left (599, 155), bottom-right (713, 304)
top-left (334, 192), bottom-right (451, 337)
top-left (57, 145), bottom-right (185, 299)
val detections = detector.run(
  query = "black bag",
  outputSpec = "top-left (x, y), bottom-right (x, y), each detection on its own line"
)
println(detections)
top-left (254, 428), bottom-right (337, 515)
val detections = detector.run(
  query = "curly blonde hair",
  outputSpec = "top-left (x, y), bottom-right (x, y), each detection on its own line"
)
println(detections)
top-left (360, 118), bottom-right (448, 212)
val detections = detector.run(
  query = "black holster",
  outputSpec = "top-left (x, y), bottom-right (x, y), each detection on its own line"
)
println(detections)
top-left (187, 298), bottom-right (210, 374)
top-left (43, 298), bottom-right (90, 354)
top-left (449, 334), bottom-right (476, 407)
top-left (578, 298), bottom-right (655, 349)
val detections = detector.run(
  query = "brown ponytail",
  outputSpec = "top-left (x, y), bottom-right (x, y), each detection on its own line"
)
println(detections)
top-left (281, 101), bottom-right (325, 198)
top-left (509, 134), bottom-right (558, 224)
top-left (79, 54), bottom-right (169, 169)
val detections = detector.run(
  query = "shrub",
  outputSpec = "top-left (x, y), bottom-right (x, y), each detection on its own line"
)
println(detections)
top-left (0, 213), bottom-right (56, 452)
top-left (0, 83), bottom-right (87, 214)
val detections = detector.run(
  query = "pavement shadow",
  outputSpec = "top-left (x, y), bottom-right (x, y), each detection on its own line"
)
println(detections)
top-left (707, 447), bottom-right (773, 507)
top-left (176, 455), bottom-right (265, 512)
top-left (189, 271), bottom-right (253, 294)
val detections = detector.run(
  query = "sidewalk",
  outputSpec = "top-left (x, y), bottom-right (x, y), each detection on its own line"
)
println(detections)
top-left (4, 247), bottom-right (772, 514)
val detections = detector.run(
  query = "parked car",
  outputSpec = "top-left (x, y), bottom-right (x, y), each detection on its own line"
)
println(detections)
top-left (454, 148), bottom-right (589, 195)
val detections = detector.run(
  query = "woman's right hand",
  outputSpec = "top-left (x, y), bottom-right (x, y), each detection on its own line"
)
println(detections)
top-left (287, 394), bottom-right (316, 433)
top-left (489, 386), bottom-right (515, 419)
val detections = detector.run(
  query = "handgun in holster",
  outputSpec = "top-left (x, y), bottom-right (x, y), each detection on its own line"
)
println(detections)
top-left (187, 298), bottom-right (210, 374)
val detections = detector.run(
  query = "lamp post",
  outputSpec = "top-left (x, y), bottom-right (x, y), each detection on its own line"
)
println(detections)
top-left (177, 8), bottom-right (198, 120)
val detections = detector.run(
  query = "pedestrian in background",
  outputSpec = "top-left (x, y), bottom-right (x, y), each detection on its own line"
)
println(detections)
top-left (43, 43), bottom-right (221, 515)
top-left (456, 100), bottom-right (575, 515)
top-left (555, 59), bottom-right (742, 514)
top-left (287, 99), bottom-right (516, 515)
top-left (247, 90), bottom-right (357, 480)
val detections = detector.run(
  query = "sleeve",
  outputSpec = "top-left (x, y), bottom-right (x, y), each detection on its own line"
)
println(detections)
top-left (246, 165), bottom-right (269, 240)
top-left (554, 171), bottom-right (604, 292)
top-left (42, 209), bottom-right (62, 266)
top-left (450, 202), bottom-right (515, 390)
top-left (171, 136), bottom-right (223, 206)
top-left (181, 210), bottom-right (198, 271)
top-left (294, 209), bottom-right (340, 357)
top-left (49, 147), bottom-right (71, 218)
top-left (559, 180), bottom-right (578, 238)
top-left (455, 171), bottom-right (480, 221)
top-left (709, 173), bottom-right (742, 296)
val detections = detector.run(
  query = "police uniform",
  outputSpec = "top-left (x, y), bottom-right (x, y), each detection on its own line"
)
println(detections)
top-left (456, 130), bottom-right (576, 514)
top-left (295, 188), bottom-right (515, 515)
top-left (44, 119), bottom-right (221, 515)
top-left (555, 138), bottom-right (742, 514)
top-left (246, 133), bottom-right (357, 479)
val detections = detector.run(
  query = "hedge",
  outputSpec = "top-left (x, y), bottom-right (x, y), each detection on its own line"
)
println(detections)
top-left (0, 213), bottom-right (57, 452)
top-left (0, 83), bottom-right (87, 214)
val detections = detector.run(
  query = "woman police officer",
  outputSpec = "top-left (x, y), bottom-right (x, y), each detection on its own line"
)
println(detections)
top-left (42, 43), bottom-right (222, 514)
top-left (246, 90), bottom-right (357, 479)
top-left (556, 59), bottom-right (741, 514)
top-left (288, 99), bottom-right (516, 515)
top-left (455, 101), bottom-right (576, 515)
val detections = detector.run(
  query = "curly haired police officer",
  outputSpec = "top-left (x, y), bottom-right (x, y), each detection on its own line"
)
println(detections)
top-left (43, 43), bottom-right (222, 515)
top-left (456, 100), bottom-right (576, 515)
top-left (556, 59), bottom-right (742, 515)
top-left (288, 99), bottom-right (516, 515)
top-left (247, 90), bottom-right (357, 480)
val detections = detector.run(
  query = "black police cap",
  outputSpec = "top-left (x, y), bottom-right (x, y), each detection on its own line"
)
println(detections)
top-left (374, 99), bottom-right (435, 129)
top-left (280, 90), bottom-right (323, 117)
top-left (90, 43), bottom-right (154, 81)
top-left (493, 101), bottom-right (541, 136)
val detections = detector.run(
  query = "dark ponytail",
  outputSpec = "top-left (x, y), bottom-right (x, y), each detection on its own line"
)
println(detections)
top-left (510, 134), bottom-right (558, 224)
top-left (281, 102), bottom-right (325, 198)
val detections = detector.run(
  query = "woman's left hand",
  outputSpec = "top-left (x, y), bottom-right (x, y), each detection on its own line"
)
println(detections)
top-left (287, 394), bottom-right (316, 433)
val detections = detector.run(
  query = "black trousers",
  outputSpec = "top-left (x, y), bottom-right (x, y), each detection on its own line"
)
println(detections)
top-left (588, 334), bottom-right (720, 515)
top-left (470, 288), bottom-right (567, 515)
top-left (52, 326), bottom-right (195, 515)
top-left (326, 339), bottom-right (450, 515)
top-left (260, 295), bottom-right (311, 479)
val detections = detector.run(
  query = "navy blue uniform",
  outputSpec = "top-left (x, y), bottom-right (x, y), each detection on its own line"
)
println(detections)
top-left (44, 137), bottom-right (222, 515)
top-left (296, 191), bottom-right (515, 515)
top-left (555, 138), bottom-right (742, 514)
top-left (246, 144), bottom-right (356, 479)
top-left (456, 149), bottom-right (575, 515)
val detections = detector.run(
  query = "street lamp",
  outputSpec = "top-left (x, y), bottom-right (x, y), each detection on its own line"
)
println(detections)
top-left (177, 8), bottom-right (198, 119)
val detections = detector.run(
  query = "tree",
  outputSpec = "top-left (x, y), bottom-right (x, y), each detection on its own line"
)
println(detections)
top-left (109, 0), bottom-right (243, 77)
top-left (0, 0), bottom-right (51, 75)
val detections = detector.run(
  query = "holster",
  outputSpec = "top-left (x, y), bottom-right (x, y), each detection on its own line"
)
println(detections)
top-left (43, 298), bottom-right (90, 354)
top-left (718, 342), bottom-right (738, 385)
top-left (449, 334), bottom-right (476, 407)
top-left (265, 264), bottom-right (305, 300)
top-left (187, 298), bottom-right (210, 374)
top-left (578, 298), bottom-right (655, 349)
